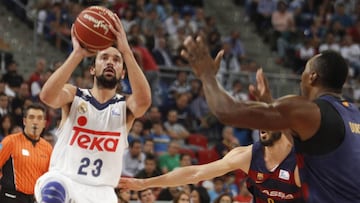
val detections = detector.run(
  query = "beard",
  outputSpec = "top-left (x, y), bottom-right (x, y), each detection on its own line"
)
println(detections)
top-left (260, 132), bottom-right (282, 147)
top-left (95, 74), bottom-right (119, 89)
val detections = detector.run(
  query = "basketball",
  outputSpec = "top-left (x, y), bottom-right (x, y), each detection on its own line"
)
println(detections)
top-left (73, 6), bottom-right (116, 52)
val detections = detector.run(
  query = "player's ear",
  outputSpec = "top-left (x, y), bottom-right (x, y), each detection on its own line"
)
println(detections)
top-left (89, 65), bottom-right (95, 75)
top-left (309, 71), bottom-right (319, 84)
top-left (121, 64), bottom-right (127, 79)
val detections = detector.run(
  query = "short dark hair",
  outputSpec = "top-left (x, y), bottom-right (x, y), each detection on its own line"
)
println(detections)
top-left (145, 153), bottom-right (156, 162)
top-left (23, 103), bottom-right (47, 118)
top-left (138, 188), bottom-right (153, 199)
top-left (313, 50), bottom-right (348, 90)
top-left (129, 139), bottom-right (142, 148)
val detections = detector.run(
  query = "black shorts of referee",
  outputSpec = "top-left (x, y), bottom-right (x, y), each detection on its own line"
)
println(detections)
top-left (0, 187), bottom-right (35, 203)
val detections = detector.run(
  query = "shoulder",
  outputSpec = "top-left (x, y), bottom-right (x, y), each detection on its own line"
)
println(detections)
top-left (39, 138), bottom-right (53, 151)
top-left (274, 95), bottom-right (318, 113)
top-left (2, 132), bottom-right (22, 142)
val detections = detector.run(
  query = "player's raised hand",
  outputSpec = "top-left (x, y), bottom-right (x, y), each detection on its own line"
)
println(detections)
top-left (118, 177), bottom-right (146, 191)
top-left (181, 35), bottom-right (219, 78)
top-left (109, 13), bottom-right (131, 54)
top-left (249, 68), bottom-right (273, 103)
top-left (70, 25), bottom-right (96, 57)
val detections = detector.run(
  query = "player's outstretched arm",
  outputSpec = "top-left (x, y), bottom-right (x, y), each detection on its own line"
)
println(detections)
top-left (119, 146), bottom-right (252, 191)
top-left (181, 36), bottom-right (319, 135)
top-left (40, 26), bottom-right (95, 109)
top-left (110, 14), bottom-right (151, 118)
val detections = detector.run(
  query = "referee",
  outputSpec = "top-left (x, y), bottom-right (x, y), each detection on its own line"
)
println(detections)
top-left (0, 103), bottom-right (52, 203)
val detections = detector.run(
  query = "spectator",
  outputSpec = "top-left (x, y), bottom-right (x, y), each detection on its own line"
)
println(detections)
top-left (331, 2), bottom-right (353, 28)
top-left (215, 126), bottom-right (240, 158)
top-left (115, 188), bottom-right (131, 203)
top-left (253, 0), bottom-right (277, 34)
top-left (163, 109), bottom-right (190, 149)
top-left (28, 57), bottom-right (46, 86)
top-left (158, 141), bottom-right (181, 173)
top-left (135, 153), bottom-right (162, 179)
top-left (161, 92), bottom-right (193, 129)
top-left (318, 32), bottom-right (341, 52)
top-left (228, 80), bottom-right (249, 102)
top-left (42, 131), bottom-right (56, 147)
top-left (191, 186), bottom-right (210, 203)
top-left (30, 69), bottom-right (53, 101)
top-left (183, 11), bottom-right (198, 35)
top-left (142, 106), bottom-right (162, 136)
top-left (347, 19), bottom-right (360, 43)
top-left (11, 82), bottom-right (31, 125)
top-left (145, 0), bottom-right (167, 22)
top-left (152, 37), bottom-right (174, 67)
top-left (143, 138), bottom-right (155, 155)
top-left (3, 60), bottom-right (24, 94)
top-left (141, 8), bottom-right (163, 49)
top-left (165, 10), bottom-right (185, 35)
top-left (122, 139), bottom-right (146, 177)
top-left (128, 119), bottom-right (145, 144)
top-left (148, 121), bottom-right (171, 155)
top-left (224, 30), bottom-right (247, 63)
top-left (121, 8), bottom-right (137, 33)
top-left (168, 71), bottom-right (191, 100)
top-left (271, 0), bottom-right (296, 63)
top-left (328, 20), bottom-right (347, 41)
top-left (340, 34), bottom-right (360, 77)
top-left (193, 8), bottom-right (206, 31)
top-left (0, 93), bottom-right (9, 118)
top-left (179, 153), bottom-right (192, 167)
top-left (138, 189), bottom-right (156, 203)
top-left (233, 179), bottom-right (253, 203)
top-left (189, 88), bottom-right (218, 138)
top-left (208, 177), bottom-right (226, 203)
top-left (173, 191), bottom-right (191, 203)
top-left (213, 193), bottom-right (233, 203)
top-left (0, 114), bottom-right (14, 141)
top-left (217, 40), bottom-right (241, 90)
top-left (130, 36), bottom-right (161, 106)
top-left (297, 38), bottom-right (317, 73)
top-left (168, 26), bottom-right (187, 57)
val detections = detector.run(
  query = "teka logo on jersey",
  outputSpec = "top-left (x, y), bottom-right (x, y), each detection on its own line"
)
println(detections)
top-left (69, 126), bottom-right (121, 152)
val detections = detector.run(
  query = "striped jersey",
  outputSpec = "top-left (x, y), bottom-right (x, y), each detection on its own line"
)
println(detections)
top-left (296, 95), bottom-right (360, 202)
top-left (0, 133), bottom-right (52, 194)
top-left (247, 142), bottom-right (305, 203)
top-left (49, 88), bottom-right (128, 187)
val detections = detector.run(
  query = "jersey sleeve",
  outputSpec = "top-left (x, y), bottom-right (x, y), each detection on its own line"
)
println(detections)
top-left (0, 136), bottom-right (14, 168)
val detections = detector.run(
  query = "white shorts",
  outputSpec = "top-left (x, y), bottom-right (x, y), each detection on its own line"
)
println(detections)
top-left (35, 171), bottom-right (117, 203)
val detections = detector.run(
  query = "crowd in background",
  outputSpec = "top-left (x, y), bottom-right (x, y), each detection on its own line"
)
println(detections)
top-left (1, 0), bottom-right (360, 203)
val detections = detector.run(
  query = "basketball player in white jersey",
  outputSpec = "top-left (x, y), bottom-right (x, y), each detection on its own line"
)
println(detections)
top-left (34, 14), bottom-right (151, 203)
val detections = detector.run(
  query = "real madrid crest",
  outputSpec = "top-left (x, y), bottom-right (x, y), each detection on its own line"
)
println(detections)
top-left (78, 102), bottom-right (88, 114)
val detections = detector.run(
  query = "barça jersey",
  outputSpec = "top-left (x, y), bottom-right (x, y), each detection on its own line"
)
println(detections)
top-left (49, 88), bottom-right (128, 187)
top-left (247, 142), bottom-right (304, 203)
top-left (296, 95), bottom-right (360, 203)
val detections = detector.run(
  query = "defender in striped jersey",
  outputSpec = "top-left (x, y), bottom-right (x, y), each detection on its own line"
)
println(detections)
top-left (119, 131), bottom-right (305, 203)
top-left (0, 103), bottom-right (52, 203)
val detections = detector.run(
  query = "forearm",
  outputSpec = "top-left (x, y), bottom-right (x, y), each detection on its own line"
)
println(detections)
top-left (200, 74), bottom-right (240, 122)
top-left (123, 51), bottom-right (151, 117)
top-left (142, 166), bottom-right (204, 188)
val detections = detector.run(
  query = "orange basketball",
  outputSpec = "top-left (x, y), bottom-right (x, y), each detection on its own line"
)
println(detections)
top-left (73, 6), bottom-right (116, 52)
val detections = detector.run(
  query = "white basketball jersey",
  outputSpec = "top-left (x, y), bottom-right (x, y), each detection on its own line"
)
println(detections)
top-left (49, 88), bottom-right (128, 187)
